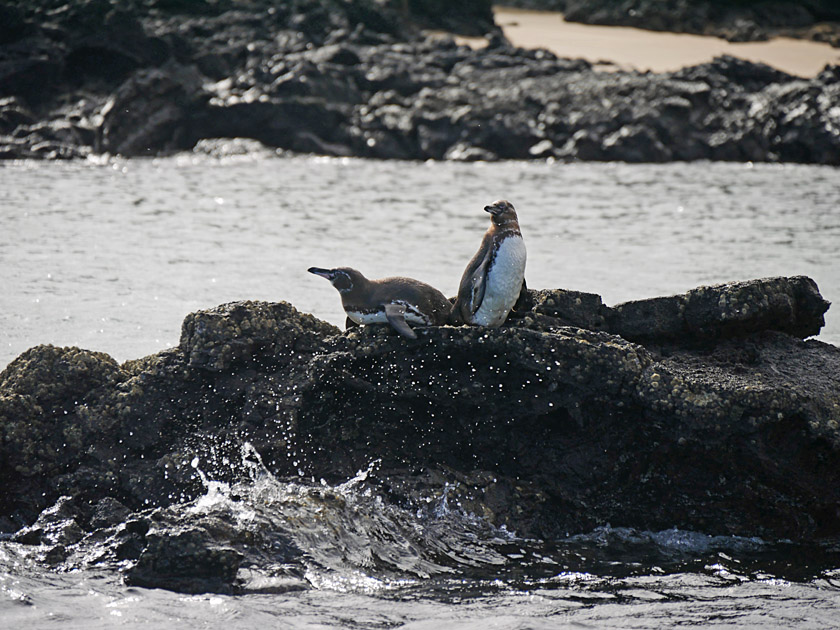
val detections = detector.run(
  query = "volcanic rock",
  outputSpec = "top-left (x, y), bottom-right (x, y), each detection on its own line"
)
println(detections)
top-left (2, 1), bottom-right (839, 163)
top-left (1, 275), bottom-right (837, 549)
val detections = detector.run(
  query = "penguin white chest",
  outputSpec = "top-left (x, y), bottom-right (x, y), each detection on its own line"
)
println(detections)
top-left (472, 234), bottom-right (526, 327)
top-left (346, 303), bottom-right (431, 326)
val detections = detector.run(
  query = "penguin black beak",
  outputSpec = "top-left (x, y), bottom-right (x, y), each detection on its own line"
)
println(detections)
top-left (484, 200), bottom-right (513, 216)
top-left (308, 267), bottom-right (335, 280)
top-left (484, 201), bottom-right (507, 216)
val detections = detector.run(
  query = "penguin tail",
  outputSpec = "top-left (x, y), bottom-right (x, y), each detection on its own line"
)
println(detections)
top-left (448, 302), bottom-right (464, 325)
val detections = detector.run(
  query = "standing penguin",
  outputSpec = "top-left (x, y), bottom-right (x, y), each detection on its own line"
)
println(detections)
top-left (451, 200), bottom-right (526, 327)
top-left (308, 267), bottom-right (451, 339)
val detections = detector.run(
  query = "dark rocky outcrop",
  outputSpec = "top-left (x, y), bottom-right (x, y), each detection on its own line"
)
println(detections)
top-left (1, 275), bottom-right (837, 591)
top-left (610, 276), bottom-right (829, 344)
top-left (2, 1), bottom-right (839, 163)
top-left (1, 276), bottom-right (837, 559)
top-left (519, 276), bottom-right (829, 345)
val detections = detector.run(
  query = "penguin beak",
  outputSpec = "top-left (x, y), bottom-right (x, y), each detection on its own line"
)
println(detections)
top-left (484, 202), bottom-right (504, 216)
top-left (308, 267), bottom-right (335, 280)
top-left (485, 200), bottom-right (514, 217)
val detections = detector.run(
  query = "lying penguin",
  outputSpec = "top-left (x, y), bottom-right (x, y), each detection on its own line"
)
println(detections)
top-left (451, 199), bottom-right (526, 327)
top-left (308, 267), bottom-right (451, 339)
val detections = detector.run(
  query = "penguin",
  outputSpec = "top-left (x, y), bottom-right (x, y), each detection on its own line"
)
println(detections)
top-left (451, 199), bottom-right (526, 327)
top-left (307, 267), bottom-right (451, 339)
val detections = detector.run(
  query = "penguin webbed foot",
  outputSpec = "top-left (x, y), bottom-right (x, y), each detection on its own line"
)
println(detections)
top-left (509, 278), bottom-right (532, 318)
top-left (345, 317), bottom-right (360, 330)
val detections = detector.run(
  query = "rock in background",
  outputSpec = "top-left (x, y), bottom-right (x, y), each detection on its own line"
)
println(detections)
top-left (1, 0), bottom-right (839, 163)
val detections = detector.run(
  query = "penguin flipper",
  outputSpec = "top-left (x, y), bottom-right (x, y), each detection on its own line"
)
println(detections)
top-left (384, 303), bottom-right (418, 339)
top-left (467, 248), bottom-right (492, 316)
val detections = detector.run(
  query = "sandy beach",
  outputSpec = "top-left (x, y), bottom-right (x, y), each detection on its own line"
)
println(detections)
top-left (463, 7), bottom-right (840, 77)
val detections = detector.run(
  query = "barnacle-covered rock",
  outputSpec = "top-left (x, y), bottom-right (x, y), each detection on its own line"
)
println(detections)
top-left (1, 276), bottom-right (838, 550)
top-left (609, 276), bottom-right (830, 344)
top-left (180, 300), bottom-right (340, 370)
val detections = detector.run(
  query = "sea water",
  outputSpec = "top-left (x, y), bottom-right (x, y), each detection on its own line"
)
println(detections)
top-left (2, 443), bottom-right (839, 628)
top-left (1, 153), bottom-right (839, 627)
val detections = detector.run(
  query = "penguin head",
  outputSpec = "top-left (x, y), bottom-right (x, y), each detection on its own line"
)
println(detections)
top-left (307, 267), bottom-right (363, 293)
top-left (484, 200), bottom-right (518, 226)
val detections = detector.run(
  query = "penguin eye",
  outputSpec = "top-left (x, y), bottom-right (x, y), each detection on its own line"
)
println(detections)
top-left (332, 273), bottom-right (353, 292)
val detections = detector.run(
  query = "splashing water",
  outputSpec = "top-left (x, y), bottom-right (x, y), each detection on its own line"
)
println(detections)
top-left (3, 437), bottom-right (840, 627)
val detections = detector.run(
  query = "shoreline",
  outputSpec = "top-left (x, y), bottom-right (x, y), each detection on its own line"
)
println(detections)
top-left (460, 7), bottom-right (840, 77)
top-left (4, 1), bottom-right (839, 163)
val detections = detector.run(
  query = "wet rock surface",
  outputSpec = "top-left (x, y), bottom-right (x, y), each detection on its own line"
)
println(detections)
top-left (2, 1), bottom-right (840, 163)
top-left (126, 528), bottom-right (243, 594)
top-left (1, 276), bottom-right (838, 592)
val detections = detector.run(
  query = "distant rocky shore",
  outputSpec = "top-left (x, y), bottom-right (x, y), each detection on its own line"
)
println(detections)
top-left (2, 275), bottom-right (839, 589)
top-left (2, 0), bottom-right (839, 164)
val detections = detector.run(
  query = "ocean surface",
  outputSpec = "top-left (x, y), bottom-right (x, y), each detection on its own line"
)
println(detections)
top-left (1, 152), bottom-right (838, 367)
top-left (1, 151), bottom-right (840, 628)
